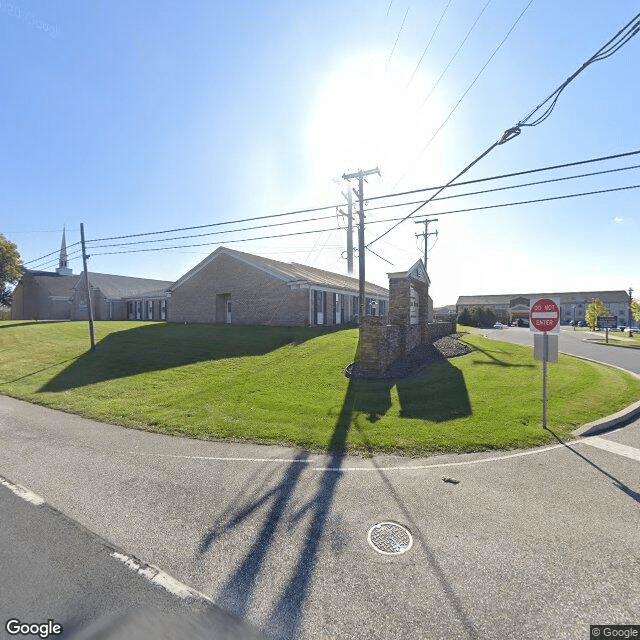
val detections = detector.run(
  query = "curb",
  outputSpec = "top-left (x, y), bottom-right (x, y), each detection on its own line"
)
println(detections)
top-left (565, 354), bottom-right (640, 436)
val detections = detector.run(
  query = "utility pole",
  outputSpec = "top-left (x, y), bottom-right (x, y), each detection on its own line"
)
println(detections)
top-left (340, 188), bottom-right (354, 274)
top-left (80, 223), bottom-right (96, 351)
top-left (342, 167), bottom-right (380, 322)
top-left (415, 217), bottom-right (438, 275)
top-left (629, 287), bottom-right (634, 336)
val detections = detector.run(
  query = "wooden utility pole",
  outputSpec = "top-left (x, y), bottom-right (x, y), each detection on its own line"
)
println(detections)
top-left (415, 217), bottom-right (438, 275)
top-left (80, 223), bottom-right (96, 350)
top-left (342, 168), bottom-right (380, 322)
top-left (340, 188), bottom-right (354, 274)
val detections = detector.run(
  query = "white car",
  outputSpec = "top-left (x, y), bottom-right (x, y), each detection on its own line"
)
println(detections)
top-left (493, 322), bottom-right (504, 329)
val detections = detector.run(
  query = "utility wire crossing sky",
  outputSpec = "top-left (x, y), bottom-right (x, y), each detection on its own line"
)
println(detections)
top-left (2, 1), bottom-right (639, 305)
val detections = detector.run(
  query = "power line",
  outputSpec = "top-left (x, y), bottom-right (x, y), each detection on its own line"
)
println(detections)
top-left (407, 0), bottom-right (455, 86)
top-left (369, 9), bottom-right (640, 247)
top-left (396, 0), bottom-right (535, 188)
top-left (89, 226), bottom-right (345, 257)
top-left (364, 162), bottom-right (640, 214)
top-left (88, 181), bottom-right (640, 258)
top-left (386, 5), bottom-right (410, 70)
top-left (21, 149), bottom-right (640, 264)
top-left (420, 0), bottom-right (493, 106)
top-left (518, 11), bottom-right (640, 127)
top-left (85, 161), bottom-right (640, 253)
top-left (367, 149), bottom-right (640, 203)
top-left (86, 203), bottom-right (347, 244)
top-left (86, 148), bottom-right (640, 249)
top-left (408, 182), bottom-right (640, 219)
top-left (23, 241), bottom-right (82, 266)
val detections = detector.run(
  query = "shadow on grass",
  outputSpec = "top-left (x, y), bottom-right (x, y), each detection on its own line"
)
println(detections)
top-left (1, 357), bottom-right (80, 385)
top-left (546, 427), bottom-right (640, 503)
top-left (195, 340), bottom-right (473, 638)
top-left (0, 320), bottom-right (70, 329)
top-left (469, 343), bottom-right (535, 368)
top-left (38, 322), bottom-right (342, 392)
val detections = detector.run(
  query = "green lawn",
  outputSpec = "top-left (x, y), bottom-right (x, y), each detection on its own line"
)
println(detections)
top-left (1, 320), bottom-right (639, 455)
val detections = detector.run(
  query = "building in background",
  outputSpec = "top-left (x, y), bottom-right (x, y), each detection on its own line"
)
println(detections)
top-left (12, 233), bottom-right (389, 326)
top-left (456, 291), bottom-right (631, 325)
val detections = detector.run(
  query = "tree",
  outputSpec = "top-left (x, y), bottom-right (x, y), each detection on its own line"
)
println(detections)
top-left (458, 309), bottom-right (472, 326)
top-left (631, 298), bottom-right (640, 325)
top-left (0, 234), bottom-right (23, 307)
top-left (585, 298), bottom-right (609, 331)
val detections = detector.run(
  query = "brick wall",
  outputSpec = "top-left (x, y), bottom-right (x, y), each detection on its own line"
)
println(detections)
top-left (358, 318), bottom-right (456, 378)
top-left (168, 252), bottom-right (310, 326)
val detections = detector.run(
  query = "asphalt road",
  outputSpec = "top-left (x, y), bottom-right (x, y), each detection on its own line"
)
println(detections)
top-left (0, 479), bottom-right (265, 640)
top-left (479, 325), bottom-right (640, 374)
top-left (1, 389), bottom-right (639, 640)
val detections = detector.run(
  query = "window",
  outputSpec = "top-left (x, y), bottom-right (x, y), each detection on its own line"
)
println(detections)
top-left (160, 300), bottom-right (167, 320)
top-left (147, 300), bottom-right (153, 320)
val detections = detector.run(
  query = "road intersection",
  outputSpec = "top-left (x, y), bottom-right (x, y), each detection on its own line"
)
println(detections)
top-left (1, 327), bottom-right (638, 639)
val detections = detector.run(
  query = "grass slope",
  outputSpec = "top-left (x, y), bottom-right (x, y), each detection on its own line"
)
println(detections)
top-left (1, 321), bottom-right (639, 455)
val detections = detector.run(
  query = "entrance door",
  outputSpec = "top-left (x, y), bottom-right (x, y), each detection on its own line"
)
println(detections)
top-left (226, 299), bottom-right (232, 324)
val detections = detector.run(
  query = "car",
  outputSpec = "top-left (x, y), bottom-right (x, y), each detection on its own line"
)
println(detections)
top-left (617, 326), bottom-right (627, 332)
top-left (493, 322), bottom-right (504, 329)
top-left (577, 321), bottom-right (585, 327)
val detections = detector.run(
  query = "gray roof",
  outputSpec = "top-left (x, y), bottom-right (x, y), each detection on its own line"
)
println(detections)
top-left (457, 290), bottom-right (630, 306)
top-left (173, 247), bottom-right (389, 297)
top-left (77, 272), bottom-right (173, 299)
top-left (24, 270), bottom-right (81, 297)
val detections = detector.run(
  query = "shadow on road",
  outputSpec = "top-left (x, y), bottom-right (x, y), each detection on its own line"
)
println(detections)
top-left (546, 428), bottom-right (640, 503)
top-left (196, 340), bottom-right (474, 638)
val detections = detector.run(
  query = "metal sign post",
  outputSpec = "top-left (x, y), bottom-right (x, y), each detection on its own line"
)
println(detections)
top-left (530, 297), bottom-right (560, 428)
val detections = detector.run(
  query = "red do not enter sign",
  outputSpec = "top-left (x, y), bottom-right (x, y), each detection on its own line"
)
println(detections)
top-left (530, 298), bottom-right (560, 333)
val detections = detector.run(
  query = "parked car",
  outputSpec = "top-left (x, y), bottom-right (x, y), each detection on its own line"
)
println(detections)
top-left (516, 318), bottom-right (529, 327)
top-left (493, 322), bottom-right (504, 329)
top-left (577, 321), bottom-right (585, 327)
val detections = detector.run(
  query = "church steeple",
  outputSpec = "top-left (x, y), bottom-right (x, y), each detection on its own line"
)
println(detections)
top-left (56, 227), bottom-right (73, 276)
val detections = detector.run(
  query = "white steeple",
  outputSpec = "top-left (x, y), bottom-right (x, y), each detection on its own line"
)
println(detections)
top-left (56, 227), bottom-right (73, 276)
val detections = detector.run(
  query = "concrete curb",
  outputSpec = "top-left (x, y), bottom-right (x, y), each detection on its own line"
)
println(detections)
top-left (565, 354), bottom-right (640, 436)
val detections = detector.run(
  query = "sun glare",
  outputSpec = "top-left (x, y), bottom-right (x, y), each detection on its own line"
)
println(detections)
top-left (307, 54), bottom-right (442, 200)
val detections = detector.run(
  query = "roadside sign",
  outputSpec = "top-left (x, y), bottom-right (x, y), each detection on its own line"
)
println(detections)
top-left (597, 316), bottom-right (616, 329)
top-left (534, 333), bottom-right (558, 363)
top-left (530, 297), bottom-right (560, 334)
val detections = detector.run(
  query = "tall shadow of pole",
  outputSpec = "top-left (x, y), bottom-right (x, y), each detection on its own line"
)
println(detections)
top-left (263, 381), bottom-right (356, 638)
top-left (196, 372), bottom-right (357, 639)
top-left (545, 427), bottom-right (640, 503)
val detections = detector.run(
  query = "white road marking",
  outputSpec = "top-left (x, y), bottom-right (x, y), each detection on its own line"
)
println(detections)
top-left (133, 442), bottom-right (572, 472)
top-left (580, 436), bottom-right (640, 462)
top-left (0, 476), bottom-right (45, 505)
top-left (110, 552), bottom-right (213, 603)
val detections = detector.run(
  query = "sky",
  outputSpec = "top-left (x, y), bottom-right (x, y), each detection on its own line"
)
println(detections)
top-left (2, 0), bottom-right (639, 307)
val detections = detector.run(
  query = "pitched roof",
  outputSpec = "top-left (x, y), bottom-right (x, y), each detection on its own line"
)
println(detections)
top-left (24, 270), bottom-right (81, 297)
top-left (457, 290), bottom-right (630, 306)
top-left (77, 272), bottom-right (173, 299)
top-left (171, 247), bottom-right (389, 297)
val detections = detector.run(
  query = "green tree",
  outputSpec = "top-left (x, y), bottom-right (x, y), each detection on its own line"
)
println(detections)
top-left (585, 298), bottom-right (609, 331)
top-left (458, 309), bottom-right (472, 326)
top-left (0, 234), bottom-right (22, 307)
top-left (631, 298), bottom-right (640, 324)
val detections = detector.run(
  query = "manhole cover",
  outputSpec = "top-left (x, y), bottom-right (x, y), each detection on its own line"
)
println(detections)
top-left (367, 522), bottom-right (413, 555)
